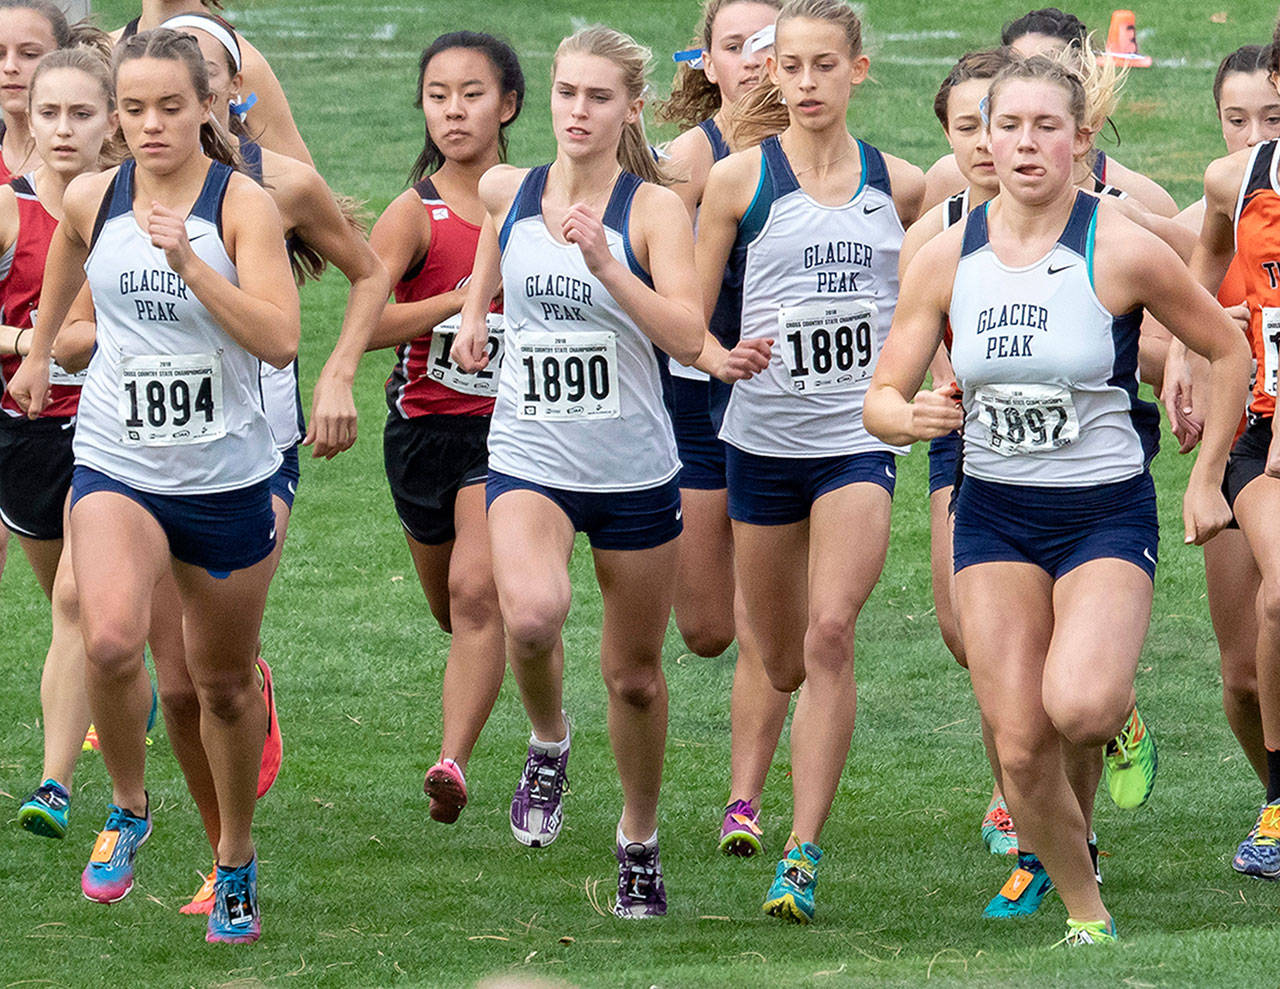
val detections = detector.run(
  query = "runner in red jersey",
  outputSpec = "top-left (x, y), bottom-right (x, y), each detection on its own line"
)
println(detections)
top-left (7, 40), bottom-right (121, 841)
top-left (366, 32), bottom-right (523, 824)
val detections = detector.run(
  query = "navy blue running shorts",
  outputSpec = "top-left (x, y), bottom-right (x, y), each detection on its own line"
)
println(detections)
top-left (726, 446), bottom-right (896, 526)
top-left (670, 375), bottom-right (726, 491)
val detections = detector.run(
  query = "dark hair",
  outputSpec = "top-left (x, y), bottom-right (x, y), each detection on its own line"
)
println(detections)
top-left (1001, 7), bottom-right (1087, 49)
top-left (0, 0), bottom-right (70, 49)
top-left (1216, 44), bottom-right (1271, 108)
top-left (113, 28), bottom-right (242, 170)
top-left (410, 32), bottom-right (524, 185)
top-left (933, 48), bottom-right (1014, 129)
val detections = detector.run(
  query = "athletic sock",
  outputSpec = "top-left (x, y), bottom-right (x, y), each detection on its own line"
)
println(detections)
top-left (1266, 748), bottom-right (1280, 804)
top-left (617, 821), bottom-right (657, 848)
top-left (530, 725), bottom-right (569, 756)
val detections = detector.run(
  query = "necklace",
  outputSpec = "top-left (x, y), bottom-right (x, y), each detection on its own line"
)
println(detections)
top-left (557, 163), bottom-right (622, 212)
top-left (785, 136), bottom-right (857, 177)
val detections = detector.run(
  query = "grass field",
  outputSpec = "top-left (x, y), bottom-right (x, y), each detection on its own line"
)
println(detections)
top-left (3, 0), bottom-right (1280, 985)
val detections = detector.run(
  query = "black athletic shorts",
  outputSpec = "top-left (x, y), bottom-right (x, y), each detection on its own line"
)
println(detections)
top-left (384, 413), bottom-right (489, 545)
top-left (1223, 415), bottom-right (1274, 529)
top-left (0, 415), bottom-right (74, 540)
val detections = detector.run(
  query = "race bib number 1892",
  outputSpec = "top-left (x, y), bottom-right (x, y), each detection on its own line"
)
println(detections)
top-left (119, 353), bottom-right (224, 446)
top-left (973, 383), bottom-right (1079, 457)
top-left (517, 330), bottom-right (619, 421)
top-left (777, 301), bottom-right (878, 394)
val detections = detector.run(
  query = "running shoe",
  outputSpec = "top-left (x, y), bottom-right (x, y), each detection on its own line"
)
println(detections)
top-left (180, 866), bottom-right (217, 915)
top-left (762, 838), bottom-right (823, 924)
top-left (84, 678), bottom-right (158, 751)
top-left (1232, 801), bottom-right (1280, 879)
top-left (206, 857), bottom-right (260, 944)
top-left (1057, 916), bottom-right (1117, 946)
top-left (81, 798), bottom-right (151, 903)
top-left (424, 758), bottom-right (468, 824)
top-left (984, 852), bottom-right (1054, 918)
top-left (511, 723), bottom-right (570, 848)
top-left (256, 657), bottom-right (282, 798)
top-left (981, 795), bottom-right (1018, 856)
top-left (614, 834), bottom-right (667, 918)
top-left (718, 799), bottom-right (764, 857)
top-left (1104, 706), bottom-right (1157, 809)
top-left (18, 778), bottom-right (70, 839)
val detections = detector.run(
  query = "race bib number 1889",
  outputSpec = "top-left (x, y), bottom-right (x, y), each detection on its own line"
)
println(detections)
top-left (973, 383), bottom-right (1079, 457)
top-left (517, 330), bottom-right (618, 421)
top-left (119, 353), bottom-right (224, 446)
top-left (777, 301), bottom-right (878, 394)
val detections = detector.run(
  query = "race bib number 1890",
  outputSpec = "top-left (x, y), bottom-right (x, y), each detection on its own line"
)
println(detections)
top-left (517, 330), bottom-right (619, 421)
top-left (777, 301), bottom-right (878, 394)
top-left (119, 353), bottom-right (224, 446)
top-left (973, 383), bottom-right (1079, 457)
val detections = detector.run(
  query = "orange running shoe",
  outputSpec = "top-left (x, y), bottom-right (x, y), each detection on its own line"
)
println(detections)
top-left (179, 866), bottom-right (217, 915)
top-left (256, 657), bottom-right (282, 798)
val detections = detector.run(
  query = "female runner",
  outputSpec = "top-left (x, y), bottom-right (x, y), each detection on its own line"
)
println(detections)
top-left (921, 7), bottom-right (1177, 217)
top-left (366, 31), bottom-right (523, 826)
top-left (451, 25), bottom-right (764, 918)
top-left (8, 37), bottom-right (121, 838)
top-left (1158, 45), bottom-right (1278, 797)
top-left (1190, 26), bottom-right (1280, 880)
top-left (695, 0), bottom-right (924, 923)
top-left (49, 11), bottom-right (387, 913)
top-left (9, 27), bottom-right (300, 944)
top-left (659, 0), bottom-right (792, 858)
top-left (865, 53), bottom-right (1248, 945)
top-left (111, 0), bottom-right (311, 165)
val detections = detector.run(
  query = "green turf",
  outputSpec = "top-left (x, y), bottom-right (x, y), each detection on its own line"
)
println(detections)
top-left (3, 0), bottom-right (1280, 985)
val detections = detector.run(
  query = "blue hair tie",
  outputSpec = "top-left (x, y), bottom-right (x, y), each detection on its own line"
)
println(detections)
top-left (230, 92), bottom-right (258, 118)
top-left (979, 95), bottom-right (990, 127)
top-left (673, 47), bottom-right (705, 70)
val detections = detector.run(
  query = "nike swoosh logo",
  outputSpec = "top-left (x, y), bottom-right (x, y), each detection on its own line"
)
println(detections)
top-left (1047, 264), bottom-right (1074, 275)
top-left (884, 466), bottom-right (894, 479)
top-left (1142, 547), bottom-right (1156, 566)
top-left (287, 481), bottom-right (296, 496)
top-left (188, 233), bottom-right (209, 242)
top-left (863, 203), bottom-right (887, 215)
top-left (675, 508), bottom-right (683, 520)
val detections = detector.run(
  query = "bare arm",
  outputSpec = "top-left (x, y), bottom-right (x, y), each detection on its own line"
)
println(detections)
top-left (885, 153), bottom-right (926, 229)
top-left (451, 166), bottom-right (519, 372)
top-left (664, 126), bottom-right (714, 222)
top-left (366, 189), bottom-right (465, 351)
top-left (238, 38), bottom-right (313, 166)
top-left (50, 282), bottom-right (97, 373)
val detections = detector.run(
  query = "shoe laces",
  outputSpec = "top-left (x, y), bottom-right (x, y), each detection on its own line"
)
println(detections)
top-left (523, 752), bottom-right (566, 805)
top-left (1055, 918), bottom-right (1113, 947)
top-left (619, 843), bottom-right (661, 901)
top-left (985, 803), bottom-right (1015, 834)
top-left (1253, 804), bottom-right (1280, 844)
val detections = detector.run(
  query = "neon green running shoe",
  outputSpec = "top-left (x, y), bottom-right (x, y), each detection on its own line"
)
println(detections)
top-left (1057, 916), bottom-right (1117, 946)
top-left (1104, 706), bottom-right (1157, 809)
top-left (762, 837), bottom-right (822, 924)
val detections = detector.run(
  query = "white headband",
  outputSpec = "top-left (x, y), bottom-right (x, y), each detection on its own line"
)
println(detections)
top-left (161, 14), bottom-right (242, 73)
top-left (746, 24), bottom-right (776, 54)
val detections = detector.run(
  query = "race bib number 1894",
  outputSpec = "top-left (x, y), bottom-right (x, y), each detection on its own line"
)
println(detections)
top-left (777, 301), bottom-right (878, 394)
top-left (119, 353), bottom-right (224, 446)
top-left (517, 330), bottom-right (619, 421)
top-left (973, 383), bottom-right (1079, 457)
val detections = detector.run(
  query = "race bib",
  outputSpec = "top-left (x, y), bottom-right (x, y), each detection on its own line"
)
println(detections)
top-left (778, 301), bottom-right (878, 393)
top-left (1262, 307), bottom-right (1280, 397)
top-left (49, 359), bottom-right (86, 387)
top-left (119, 352), bottom-right (224, 446)
top-left (517, 330), bottom-right (618, 421)
top-left (425, 313), bottom-right (505, 397)
top-left (973, 383), bottom-right (1079, 457)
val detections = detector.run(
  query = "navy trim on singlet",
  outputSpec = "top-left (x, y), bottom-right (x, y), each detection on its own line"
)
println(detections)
top-left (959, 200), bottom-right (989, 258)
top-left (858, 141), bottom-right (893, 198)
top-left (499, 164), bottom-right (549, 251)
top-left (11, 173), bottom-right (33, 199)
top-left (122, 16), bottom-right (140, 38)
top-left (945, 191), bottom-right (966, 229)
top-left (1092, 149), bottom-right (1107, 183)
top-left (1058, 191), bottom-right (1096, 258)
top-left (698, 118), bottom-right (731, 162)
top-left (1109, 305), bottom-right (1160, 471)
top-left (104, 159), bottom-right (233, 228)
top-left (602, 171), bottom-right (652, 286)
top-left (238, 138), bottom-right (264, 184)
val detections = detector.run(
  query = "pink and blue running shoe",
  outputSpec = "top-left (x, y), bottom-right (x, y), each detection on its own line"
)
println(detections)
top-left (81, 798), bottom-right (151, 903)
top-left (206, 857), bottom-right (261, 944)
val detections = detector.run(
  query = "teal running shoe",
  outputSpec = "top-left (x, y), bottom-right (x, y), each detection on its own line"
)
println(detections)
top-left (984, 852), bottom-right (1053, 918)
top-left (1057, 916), bottom-right (1117, 946)
top-left (763, 838), bottom-right (822, 924)
top-left (207, 857), bottom-right (261, 943)
top-left (81, 798), bottom-right (151, 903)
top-left (18, 779), bottom-right (70, 839)
top-left (1104, 706), bottom-right (1157, 809)
top-left (981, 796), bottom-right (1018, 856)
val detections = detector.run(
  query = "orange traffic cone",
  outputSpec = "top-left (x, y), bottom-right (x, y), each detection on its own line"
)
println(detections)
top-left (1100, 9), bottom-right (1152, 67)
